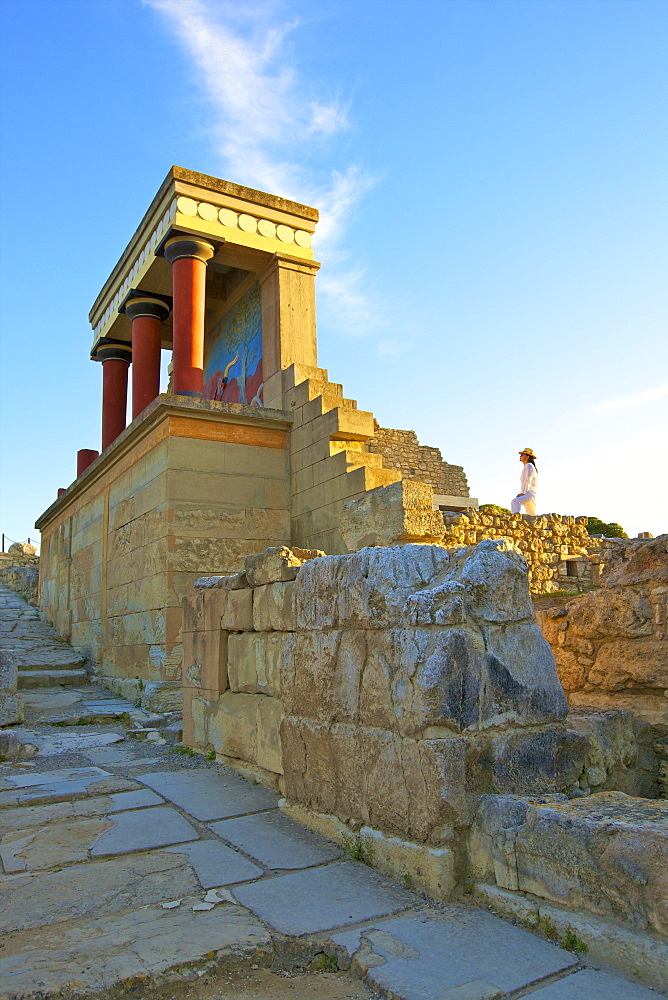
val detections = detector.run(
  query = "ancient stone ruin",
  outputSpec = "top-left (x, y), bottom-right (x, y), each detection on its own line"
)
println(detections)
top-left (182, 538), bottom-right (667, 984)
top-left (7, 166), bottom-right (664, 990)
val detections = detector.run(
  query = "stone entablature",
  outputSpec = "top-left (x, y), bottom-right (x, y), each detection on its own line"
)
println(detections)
top-left (367, 422), bottom-right (469, 498)
top-left (89, 167), bottom-right (318, 349)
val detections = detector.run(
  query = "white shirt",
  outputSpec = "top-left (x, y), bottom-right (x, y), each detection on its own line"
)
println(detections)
top-left (520, 462), bottom-right (538, 498)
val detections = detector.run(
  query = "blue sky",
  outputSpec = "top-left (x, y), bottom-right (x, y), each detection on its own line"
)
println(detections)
top-left (1, 0), bottom-right (666, 547)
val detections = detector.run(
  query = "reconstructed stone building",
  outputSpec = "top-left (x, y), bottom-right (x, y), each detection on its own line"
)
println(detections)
top-left (35, 167), bottom-right (472, 709)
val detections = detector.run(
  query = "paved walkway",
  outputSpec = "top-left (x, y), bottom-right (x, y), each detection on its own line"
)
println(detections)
top-left (0, 584), bottom-right (663, 1000)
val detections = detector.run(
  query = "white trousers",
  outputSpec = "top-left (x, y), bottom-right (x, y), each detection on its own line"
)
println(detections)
top-left (511, 494), bottom-right (536, 515)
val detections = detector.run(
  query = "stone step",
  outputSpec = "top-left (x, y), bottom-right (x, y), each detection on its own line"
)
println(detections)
top-left (8, 649), bottom-right (85, 670)
top-left (18, 669), bottom-right (89, 688)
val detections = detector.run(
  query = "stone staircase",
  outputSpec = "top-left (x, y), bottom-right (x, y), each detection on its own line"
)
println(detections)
top-left (283, 364), bottom-right (402, 553)
top-left (0, 584), bottom-right (87, 689)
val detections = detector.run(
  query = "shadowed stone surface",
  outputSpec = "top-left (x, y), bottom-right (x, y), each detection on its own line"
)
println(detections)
top-left (209, 810), bottom-right (342, 870)
top-left (166, 840), bottom-right (263, 888)
top-left (137, 769), bottom-right (279, 820)
top-left (471, 792), bottom-right (668, 936)
top-left (90, 806), bottom-right (200, 856)
top-left (232, 860), bottom-right (416, 935)
top-left (331, 911), bottom-right (577, 1000)
top-left (527, 969), bottom-right (662, 999)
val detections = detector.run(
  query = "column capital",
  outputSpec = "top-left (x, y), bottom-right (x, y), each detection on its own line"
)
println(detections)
top-left (159, 234), bottom-right (217, 265)
top-left (120, 288), bottom-right (172, 323)
top-left (91, 338), bottom-right (132, 363)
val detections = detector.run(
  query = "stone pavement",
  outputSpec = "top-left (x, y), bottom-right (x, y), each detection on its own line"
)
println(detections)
top-left (0, 587), bottom-right (664, 999)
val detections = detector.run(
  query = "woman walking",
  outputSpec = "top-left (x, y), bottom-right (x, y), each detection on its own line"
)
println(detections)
top-left (511, 448), bottom-right (538, 515)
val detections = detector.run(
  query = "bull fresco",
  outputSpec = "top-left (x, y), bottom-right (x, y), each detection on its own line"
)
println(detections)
top-left (204, 283), bottom-right (263, 406)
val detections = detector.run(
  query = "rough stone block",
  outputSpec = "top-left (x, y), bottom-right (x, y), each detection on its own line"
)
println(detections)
top-left (280, 716), bottom-right (467, 842)
top-left (471, 791), bottom-right (668, 937)
top-left (0, 691), bottom-right (24, 726)
top-left (244, 545), bottom-right (324, 587)
top-left (252, 581), bottom-right (294, 631)
top-left (195, 571), bottom-right (248, 591)
top-left (0, 656), bottom-right (19, 693)
top-left (340, 479), bottom-right (446, 551)
top-left (181, 628), bottom-right (228, 694)
top-left (220, 589), bottom-right (254, 631)
top-left (210, 692), bottom-right (283, 775)
top-left (228, 631), bottom-right (286, 697)
top-left (290, 542), bottom-right (566, 730)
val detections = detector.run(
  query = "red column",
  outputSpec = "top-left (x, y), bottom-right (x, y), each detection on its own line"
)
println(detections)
top-left (93, 339), bottom-right (132, 451)
top-left (121, 291), bottom-right (172, 419)
top-left (77, 449), bottom-right (99, 477)
top-left (163, 237), bottom-right (215, 397)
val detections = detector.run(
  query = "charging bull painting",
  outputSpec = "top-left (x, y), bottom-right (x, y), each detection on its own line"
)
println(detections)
top-left (204, 283), bottom-right (263, 406)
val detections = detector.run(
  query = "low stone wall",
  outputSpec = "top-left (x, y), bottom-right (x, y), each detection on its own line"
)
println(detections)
top-left (367, 422), bottom-right (469, 497)
top-left (536, 535), bottom-right (668, 729)
top-left (441, 509), bottom-right (591, 594)
top-left (181, 542), bottom-right (667, 969)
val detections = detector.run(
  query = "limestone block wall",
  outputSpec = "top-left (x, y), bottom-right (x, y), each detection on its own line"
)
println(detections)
top-left (181, 542), bottom-right (668, 959)
top-left (441, 509), bottom-right (591, 594)
top-left (536, 535), bottom-right (668, 727)
top-left (182, 546), bottom-right (323, 784)
top-left (367, 422), bottom-right (469, 497)
top-left (182, 541), bottom-right (598, 897)
top-left (36, 397), bottom-right (291, 711)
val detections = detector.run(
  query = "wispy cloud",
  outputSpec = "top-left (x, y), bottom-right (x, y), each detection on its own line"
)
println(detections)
top-left (146, 0), bottom-right (380, 331)
top-left (584, 383), bottom-right (668, 414)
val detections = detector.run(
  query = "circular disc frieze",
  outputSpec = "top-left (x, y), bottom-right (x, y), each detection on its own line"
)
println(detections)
top-left (258, 219), bottom-right (277, 238)
top-left (218, 208), bottom-right (238, 228)
top-left (176, 196), bottom-right (197, 216)
top-left (239, 213), bottom-right (258, 233)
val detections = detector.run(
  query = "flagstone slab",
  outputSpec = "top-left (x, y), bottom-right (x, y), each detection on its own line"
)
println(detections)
top-left (233, 860), bottom-right (415, 935)
top-left (0, 853), bottom-right (199, 933)
top-left (90, 805), bottom-right (200, 856)
top-left (1, 815), bottom-right (115, 873)
top-left (330, 911), bottom-right (577, 1000)
top-left (165, 840), bottom-right (263, 888)
top-left (527, 969), bottom-right (663, 999)
top-left (83, 747), bottom-right (143, 765)
top-left (0, 902), bottom-right (271, 999)
top-left (109, 789), bottom-right (164, 811)
top-left (12, 730), bottom-right (124, 756)
top-left (137, 770), bottom-right (279, 821)
top-left (209, 810), bottom-right (342, 870)
top-left (0, 766), bottom-right (110, 790)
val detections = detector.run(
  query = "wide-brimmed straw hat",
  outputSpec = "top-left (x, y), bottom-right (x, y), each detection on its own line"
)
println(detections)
top-left (519, 447), bottom-right (537, 458)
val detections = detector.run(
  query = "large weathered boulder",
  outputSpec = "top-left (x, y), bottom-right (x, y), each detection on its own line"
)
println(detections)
top-left (7, 541), bottom-right (36, 557)
top-left (290, 541), bottom-right (567, 732)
